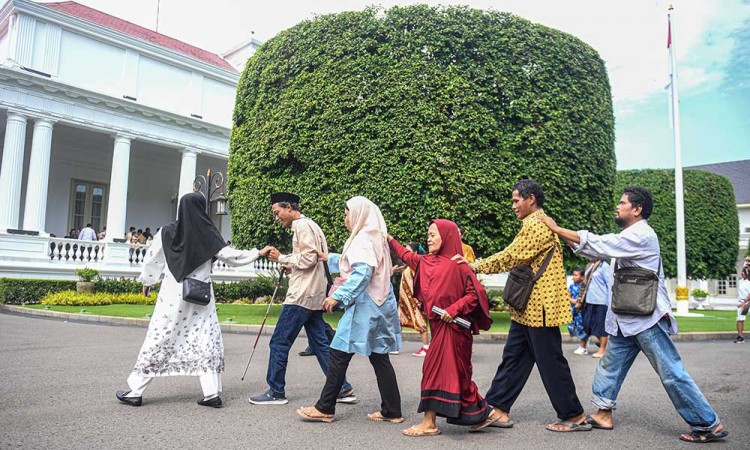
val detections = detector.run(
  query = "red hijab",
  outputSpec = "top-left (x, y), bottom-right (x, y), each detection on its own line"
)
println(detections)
top-left (413, 219), bottom-right (492, 332)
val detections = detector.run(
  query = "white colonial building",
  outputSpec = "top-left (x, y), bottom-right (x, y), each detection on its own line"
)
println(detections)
top-left (0, 0), bottom-right (273, 279)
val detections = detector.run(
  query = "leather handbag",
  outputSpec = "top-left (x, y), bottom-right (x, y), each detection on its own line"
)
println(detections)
top-left (610, 258), bottom-right (660, 316)
top-left (182, 277), bottom-right (211, 306)
top-left (502, 247), bottom-right (555, 312)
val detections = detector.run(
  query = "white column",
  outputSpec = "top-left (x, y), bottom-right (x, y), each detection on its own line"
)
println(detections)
top-left (178, 149), bottom-right (198, 201)
top-left (0, 111), bottom-right (28, 231)
top-left (104, 135), bottom-right (132, 242)
top-left (22, 118), bottom-right (55, 233)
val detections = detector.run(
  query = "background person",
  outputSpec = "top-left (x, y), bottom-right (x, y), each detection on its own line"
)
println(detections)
top-left (580, 258), bottom-right (611, 358)
top-left (735, 266), bottom-right (750, 344)
top-left (568, 268), bottom-right (589, 355)
top-left (396, 242), bottom-right (430, 357)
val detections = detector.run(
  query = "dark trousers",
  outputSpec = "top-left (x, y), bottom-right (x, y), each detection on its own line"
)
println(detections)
top-left (315, 348), bottom-right (402, 418)
top-left (485, 320), bottom-right (584, 420)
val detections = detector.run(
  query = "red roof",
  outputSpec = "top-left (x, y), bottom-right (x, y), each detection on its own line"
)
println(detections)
top-left (42, 1), bottom-right (237, 72)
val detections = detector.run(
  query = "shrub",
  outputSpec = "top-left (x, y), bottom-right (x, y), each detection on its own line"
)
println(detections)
top-left (3, 275), bottom-right (281, 305)
top-left (75, 267), bottom-right (98, 282)
top-left (95, 277), bottom-right (160, 294)
top-left (228, 4), bottom-right (616, 258)
top-left (40, 291), bottom-right (157, 306)
top-left (691, 288), bottom-right (709, 298)
top-left (486, 289), bottom-right (507, 311)
top-left (213, 271), bottom-right (288, 303)
top-left (616, 169), bottom-right (739, 279)
top-left (0, 278), bottom-right (77, 304)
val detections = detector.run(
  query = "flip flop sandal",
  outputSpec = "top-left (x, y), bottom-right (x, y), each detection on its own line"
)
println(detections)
top-left (297, 407), bottom-right (334, 423)
top-left (402, 426), bottom-right (441, 437)
top-left (488, 420), bottom-right (515, 428)
top-left (368, 412), bottom-right (404, 423)
top-left (468, 413), bottom-right (506, 431)
top-left (546, 420), bottom-right (593, 432)
top-left (679, 429), bottom-right (728, 443)
top-left (585, 414), bottom-right (613, 430)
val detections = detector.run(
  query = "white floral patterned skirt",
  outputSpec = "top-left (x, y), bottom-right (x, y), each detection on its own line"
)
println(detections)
top-left (132, 278), bottom-right (224, 377)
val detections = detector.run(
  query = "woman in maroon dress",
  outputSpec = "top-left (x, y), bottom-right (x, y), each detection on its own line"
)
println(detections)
top-left (389, 219), bottom-right (496, 437)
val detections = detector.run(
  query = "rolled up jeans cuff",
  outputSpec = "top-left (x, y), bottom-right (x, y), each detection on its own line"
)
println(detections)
top-left (690, 417), bottom-right (720, 433)
top-left (590, 394), bottom-right (616, 411)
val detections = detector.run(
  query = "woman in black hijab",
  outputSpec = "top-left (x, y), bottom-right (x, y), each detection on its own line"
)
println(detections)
top-left (116, 192), bottom-right (270, 408)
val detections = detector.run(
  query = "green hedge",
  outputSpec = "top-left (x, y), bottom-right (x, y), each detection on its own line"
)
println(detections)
top-left (228, 4), bottom-right (616, 257)
top-left (2, 275), bottom-right (287, 305)
top-left (0, 278), bottom-right (76, 304)
top-left (615, 169), bottom-right (739, 279)
top-left (40, 291), bottom-right (157, 306)
top-left (213, 273), bottom-right (288, 302)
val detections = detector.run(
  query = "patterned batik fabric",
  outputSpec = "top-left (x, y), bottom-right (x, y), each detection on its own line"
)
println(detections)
top-left (473, 209), bottom-right (572, 327)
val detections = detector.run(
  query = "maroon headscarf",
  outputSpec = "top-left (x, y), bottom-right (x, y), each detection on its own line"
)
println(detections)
top-left (413, 219), bottom-right (492, 332)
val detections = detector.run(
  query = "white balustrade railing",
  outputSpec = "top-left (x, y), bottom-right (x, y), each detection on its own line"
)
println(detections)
top-left (0, 233), bottom-right (273, 279)
top-left (128, 245), bottom-right (150, 265)
top-left (48, 237), bottom-right (106, 263)
top-left (253, 257), bottom-right (280, 272)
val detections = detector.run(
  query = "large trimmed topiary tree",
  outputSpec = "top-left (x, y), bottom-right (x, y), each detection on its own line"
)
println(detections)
top-left (616, 169), bottom-right (739, 279)
top-left (229, 5), bottom-right (616, 255)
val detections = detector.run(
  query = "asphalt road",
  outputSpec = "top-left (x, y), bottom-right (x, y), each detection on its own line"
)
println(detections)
top-left (1, 312), bottom-right (748, 449)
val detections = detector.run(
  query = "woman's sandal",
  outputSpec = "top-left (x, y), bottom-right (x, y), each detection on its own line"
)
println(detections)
top-left (679, 426), bottom-right (728, 444)
top-left (297, 406), bottom-right (334, 423)
top-left (368, 411), bottom-right (405, 423)
top-left (402, 425), bottom-right (441, 437)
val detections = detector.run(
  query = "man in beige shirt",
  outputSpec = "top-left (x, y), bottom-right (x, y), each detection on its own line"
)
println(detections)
top-left (248, 192), bottom-right (356, 405)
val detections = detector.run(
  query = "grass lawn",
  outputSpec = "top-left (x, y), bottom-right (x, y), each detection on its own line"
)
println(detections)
top-left (24, 304), bottom-right (738, 333)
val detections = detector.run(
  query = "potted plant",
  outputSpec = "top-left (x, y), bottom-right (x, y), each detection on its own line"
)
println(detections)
top-left (691, 288), bottom-right (709, 310)
top-left (75, 267), bottom-right (99, 294)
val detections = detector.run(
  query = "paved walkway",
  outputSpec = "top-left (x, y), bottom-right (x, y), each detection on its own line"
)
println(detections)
top-left (1, 312), bottom-right (748, 449)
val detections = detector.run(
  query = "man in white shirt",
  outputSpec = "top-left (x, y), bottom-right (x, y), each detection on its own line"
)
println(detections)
top-left (735, 266), bottom-right (750, 344)
top-left (77, 224), bottom-right (97, 241)
top-left (539, 186), bottom-right (726, 444)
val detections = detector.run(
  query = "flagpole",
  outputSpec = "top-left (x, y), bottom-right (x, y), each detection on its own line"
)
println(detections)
top-left (668, 4), bottom-right (690, 315)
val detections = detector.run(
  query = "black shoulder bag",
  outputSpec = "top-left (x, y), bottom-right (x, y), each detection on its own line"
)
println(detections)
top-left (182, 277), bottom-right (211, 306)
top-left (502, 247), bottom-right (555, 312)
top-left (610, 257), bottom-right (660, 316)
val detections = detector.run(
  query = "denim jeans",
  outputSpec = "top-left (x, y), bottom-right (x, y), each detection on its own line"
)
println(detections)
top-left (591, 317), bottom-right (719, 431)
top-left (266, 304), bottom-right (353, 397)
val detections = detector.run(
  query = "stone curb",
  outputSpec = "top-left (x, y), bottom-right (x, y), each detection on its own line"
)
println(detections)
top-left (1, 304), bottom-right (739, 342)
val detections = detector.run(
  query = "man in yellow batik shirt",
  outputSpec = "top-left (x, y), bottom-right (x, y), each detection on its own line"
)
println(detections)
top-left (462, 179), bottom-right (588, 433)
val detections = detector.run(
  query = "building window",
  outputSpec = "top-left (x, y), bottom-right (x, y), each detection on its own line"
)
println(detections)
top-left (728, 274), bottom-right (737, 290)
top-left (717, 279), bottom-right (727, 296)
top-left (69, 180), bottom-right (108, 233)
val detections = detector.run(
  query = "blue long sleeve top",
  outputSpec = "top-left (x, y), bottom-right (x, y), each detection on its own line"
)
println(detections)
top-left (328, 253), bottom-right (401, 356)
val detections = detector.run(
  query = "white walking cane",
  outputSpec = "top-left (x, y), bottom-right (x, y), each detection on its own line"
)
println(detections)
top-left (241, 271), bottom-right (285, 381)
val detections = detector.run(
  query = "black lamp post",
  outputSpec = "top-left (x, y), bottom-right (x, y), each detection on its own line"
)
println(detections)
top-left (193, 169), bottom-right (228, 216)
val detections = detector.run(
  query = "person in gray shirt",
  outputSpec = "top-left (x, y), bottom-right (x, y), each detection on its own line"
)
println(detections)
top-left (579, 258), bottom-right (611, 358)
top-left (538, 186), bottom-right (727, 444)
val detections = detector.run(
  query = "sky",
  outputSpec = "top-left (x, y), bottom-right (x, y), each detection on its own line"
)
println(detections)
top-left (55, 0), bottom-right (750, 170)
